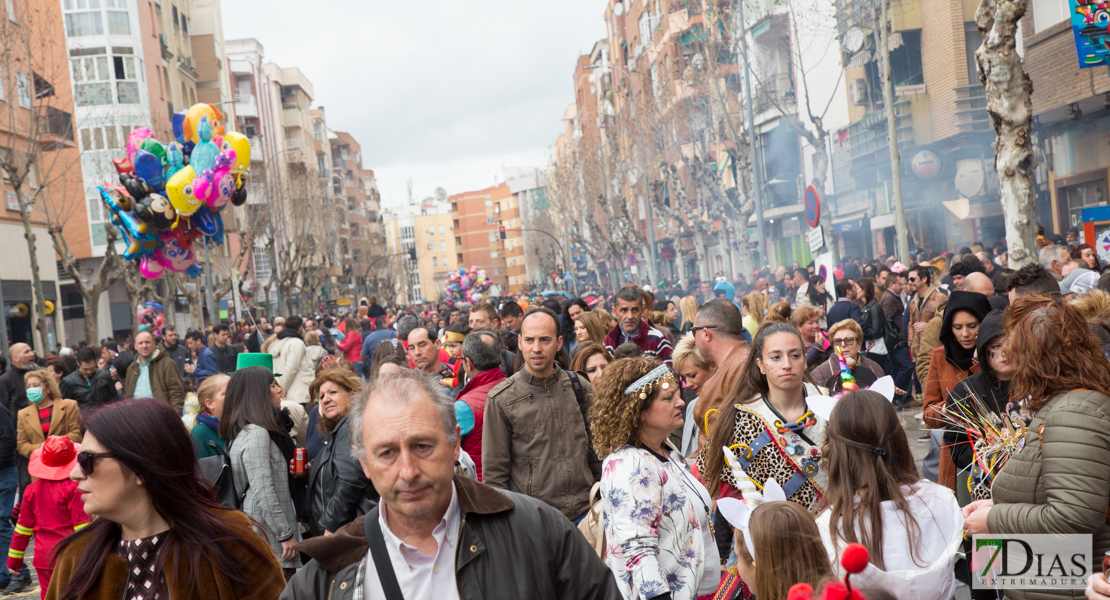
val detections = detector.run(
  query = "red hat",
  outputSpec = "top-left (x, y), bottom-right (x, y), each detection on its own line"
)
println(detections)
top-left (30, 436), bottom-right (81, 481)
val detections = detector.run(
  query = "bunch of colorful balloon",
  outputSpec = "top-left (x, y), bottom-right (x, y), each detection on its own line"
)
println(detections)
top-left (136, 301), bottom-right (166, 337)
top-left (97, 103), bottom-right (251, 280)
top-left (444, 265), bottom-right (492, 303)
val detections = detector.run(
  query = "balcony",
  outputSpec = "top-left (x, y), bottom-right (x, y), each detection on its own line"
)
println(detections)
top-left (159, 34), bottom-right (173, 60)
top-left (755, 72), bottom-right (795, 115)
top-left (38, 106), bottom-right (75, 149)
top-left (953, 84), bottom-right (990, 134)
top-left (234, 92), bottom-right (257, 118)
top-left (282, 106), bottom-right (302, 128)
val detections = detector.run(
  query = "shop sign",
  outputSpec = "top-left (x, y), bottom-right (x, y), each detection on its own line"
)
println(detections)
top-left (807, 226), bottom-right (825, 253)
top-left (781, 216), bottom-right (802, 237)
top-left (911, 150), bottom-right (941, 179)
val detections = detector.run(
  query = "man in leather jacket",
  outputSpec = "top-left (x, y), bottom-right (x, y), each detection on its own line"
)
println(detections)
top-left (281, 369), bottom-right (620, 600)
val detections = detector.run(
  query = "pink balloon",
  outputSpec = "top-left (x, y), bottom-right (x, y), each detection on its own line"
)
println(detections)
top-left (140, 255), bottom-right (164, 279)
top-left (155, 235), bottom-right (196, 273)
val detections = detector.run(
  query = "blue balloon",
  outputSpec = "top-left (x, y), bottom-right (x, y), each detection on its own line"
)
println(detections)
top-left (132, 149), bottom-right (165, 191)
top-left (172, 111), bottom-right (187, 145)
top-left (190, 205), bottom-right (223, 236)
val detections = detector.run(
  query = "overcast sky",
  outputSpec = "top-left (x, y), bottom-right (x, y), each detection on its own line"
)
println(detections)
top-left (220, 0), bottom-right (608, 207)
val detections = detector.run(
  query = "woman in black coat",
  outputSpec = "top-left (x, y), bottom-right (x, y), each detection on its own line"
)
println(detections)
top-left (306, 369), bottom-right (379, 537)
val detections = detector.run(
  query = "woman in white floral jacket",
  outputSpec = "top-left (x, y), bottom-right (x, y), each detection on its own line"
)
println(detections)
top-left (591, 358), bottom-right (720, 600)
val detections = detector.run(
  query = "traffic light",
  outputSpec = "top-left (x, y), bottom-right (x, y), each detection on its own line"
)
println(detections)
top-left (499, 225), bottom-right (506, 240)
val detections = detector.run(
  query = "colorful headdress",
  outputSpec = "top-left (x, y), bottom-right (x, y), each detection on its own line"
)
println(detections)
top-left (624, 364), bottom-right (676, 400)
top-left (834, 344), bottom-right (859, 393)
top-left (807, 375), bottom-right (896, 421)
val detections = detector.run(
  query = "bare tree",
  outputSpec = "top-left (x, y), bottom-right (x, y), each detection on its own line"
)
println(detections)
top-left (974, 0), bottom-right (1037, 268)
top-left (121, 261), bottom-right (153, 337)
top-left (271, 164), bottom-right (334, 314)
top-left (0, 0), bottom-right (88, 352)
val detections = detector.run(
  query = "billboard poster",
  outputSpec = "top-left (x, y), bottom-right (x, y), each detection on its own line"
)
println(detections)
top-left (1072, 0), bottom-right (1110, 68)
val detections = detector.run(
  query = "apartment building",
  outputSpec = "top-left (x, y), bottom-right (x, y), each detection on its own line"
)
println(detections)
top-left (450, 183), bottom-right (524, 293)
top-left (330, 130), bottom-right (366, 293)
top-left (383, 202), bottom-right (456, 303)
top-left (838, 0), bottom-right (1001, 256)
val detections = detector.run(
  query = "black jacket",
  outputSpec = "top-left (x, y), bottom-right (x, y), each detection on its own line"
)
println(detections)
top-left (307, 415), bottom-right (379, 537)
top-left (281, 474), bottom-right (622, 600)
top-left (826, 298), bottom-right (873, 340)
top-left (943, 309), bottom-right (1010, 471)
top-left (161, 341), bottom-right (190, 378)
top-left (59, 368), bottom-right (116, 414)
top-left (209, 343), bottom-right (239, 375)
top-left (0, 366), bottom-right (30, 420)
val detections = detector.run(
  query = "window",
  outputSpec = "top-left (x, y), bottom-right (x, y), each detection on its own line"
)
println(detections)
top-left (15, 72), bottom-right (30, 108)
top-left (490, 251), bottom-right (498, 259)
top-left (486, 217), bottom-right (494, 224)
top-left (252, 247), bottom-right (272, 282)
top-left (7, 0), bottom-right (17, 22)
top-left (439, 224), bottom-right (445, 235)
top-left (106, 9), bottom-right (128, 34)
top-left (171, 4), bottom-right (177, 27)
top-left (427, 242), bottom-right (434, 250)
top-left (439, 240), bottom-right (445, 252)
top-left (1032, 0), bottom-right (1067, 32)
top-left (432, 256), bottom-right (438, 268)
top-left (63, 0), bottom-right (104, 37)
top-left (441, 256), bottom-right (447, 267)
top-left (488, 232), bottom-right (496, 242)
top-left (70, 47), bottom-right (138, 105)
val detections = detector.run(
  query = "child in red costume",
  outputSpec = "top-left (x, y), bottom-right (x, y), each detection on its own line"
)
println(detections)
top-left (7, 436), bottom-right (89, 599)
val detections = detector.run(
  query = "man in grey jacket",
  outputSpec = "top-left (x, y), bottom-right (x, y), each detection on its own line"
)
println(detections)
top-left (482, 307), bottom-right (601, 522)
top-left (281, 369), bottom-right (620, 600)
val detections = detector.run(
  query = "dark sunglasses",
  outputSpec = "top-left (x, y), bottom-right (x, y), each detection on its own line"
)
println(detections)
top-left (691, 325), bottom-right (719, 333)
top-left (77, 451), bottom-right (115, 477)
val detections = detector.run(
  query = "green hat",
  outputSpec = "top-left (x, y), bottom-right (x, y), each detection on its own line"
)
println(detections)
top-left (236, 353), bottom-right (282, 377)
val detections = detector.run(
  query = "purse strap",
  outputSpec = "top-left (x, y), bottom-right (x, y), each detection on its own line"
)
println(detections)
top-left (364, 507), bottom-right (405, 599)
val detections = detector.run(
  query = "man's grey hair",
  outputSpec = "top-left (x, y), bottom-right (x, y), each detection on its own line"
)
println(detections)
top-left (1039, 245), bottom-right (1070, 271)
top-left (463, 328), bottom-right (503, 372)
top-left (349, 369), bottom-right (458, 462)
top-left (693, 299), bottom-right (745, 341)
top-left (395, 314), bottom-right (420, 342)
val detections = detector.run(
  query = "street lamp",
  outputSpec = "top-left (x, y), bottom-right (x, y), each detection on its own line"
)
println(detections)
top-left (585, 63), bottom-right (659, 285)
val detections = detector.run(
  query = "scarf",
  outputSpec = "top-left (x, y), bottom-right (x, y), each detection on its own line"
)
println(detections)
top-left (196, 412), bottom-right (220, 433)
top-left (939, 291), bottom-right (992, 371)
top-left (276, 328), bottom-right (302, 341)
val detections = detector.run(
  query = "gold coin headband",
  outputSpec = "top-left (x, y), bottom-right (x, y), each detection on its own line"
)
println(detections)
top-left (624, 365), bottom-right (676, 400)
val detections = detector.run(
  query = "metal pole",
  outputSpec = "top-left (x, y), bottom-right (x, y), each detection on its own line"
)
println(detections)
top-left (0, 280), bottom-right (9, 356)
top-left (203, 237), bottom-right (217, 325)
top-left (879, 0), bottom-right (909, 263)
top-left (737, 0), bottom-right (769, 271)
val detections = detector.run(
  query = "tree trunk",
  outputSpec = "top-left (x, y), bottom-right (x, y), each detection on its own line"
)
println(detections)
top-left (976, 0), bottom-right (1038, 268)
top-left (734, 222), bottom-right (755, 282)
top-left (16, 193), bottom-right (50, 353)
top-left (83, 297), bottom-right (100, 348)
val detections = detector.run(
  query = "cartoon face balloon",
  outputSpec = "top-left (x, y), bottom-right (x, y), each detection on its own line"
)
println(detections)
top-left (190, 116), bottom-right (220, 174)
top-left (132, 149), bottom-right (165, 191)
top-left (133, 193), bottom-right (178, 231)
top-left (155, 234), bottom-right (197, 273)
top-left (222, 132), bottom-right (251, 174)
top-left (140, 137), bottom-right (167, 166)
top-left (190, 205), bottom-right (223, 237)
top-left (165, 142), bottom-right (185, 180)
top-left (165, 166), bottom-right (202, 217)
top-left (182, 103), bottom-right (224, 144)
top-left (172, 110), bottom-right (187, 144)
top-left (126, 127), bottom-right (152, 162)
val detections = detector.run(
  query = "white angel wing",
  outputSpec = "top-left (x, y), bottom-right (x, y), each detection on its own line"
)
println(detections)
top-left (869, 376), bottom-right (895, 402)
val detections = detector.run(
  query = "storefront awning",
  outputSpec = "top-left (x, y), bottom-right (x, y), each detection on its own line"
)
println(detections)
top-left (871, 212), bottom-right (897, 230)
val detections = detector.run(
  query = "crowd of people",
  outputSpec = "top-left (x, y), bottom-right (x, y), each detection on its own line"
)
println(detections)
top-left (2, 234), bottom-right (1110, 599)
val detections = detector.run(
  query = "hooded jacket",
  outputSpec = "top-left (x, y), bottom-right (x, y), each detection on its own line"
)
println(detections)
top-left (922, 292), bottom-right (991, 490)
top-left (270, 330), bottom-right (315, 405)
top-left (943, 309), bottom-right (1011, 473)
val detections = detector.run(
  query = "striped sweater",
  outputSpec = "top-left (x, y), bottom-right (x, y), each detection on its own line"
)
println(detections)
top-left (603, 321), bottom-right (674, 365)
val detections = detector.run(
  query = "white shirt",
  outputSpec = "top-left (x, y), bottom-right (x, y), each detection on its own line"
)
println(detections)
top-left (363, 484), bottom-right (462, 600)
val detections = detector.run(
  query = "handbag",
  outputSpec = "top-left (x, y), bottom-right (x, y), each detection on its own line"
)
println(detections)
top-left (198, 440), bottom-right (247, 509)
top-left (577, 482), bottom-right (606, 559)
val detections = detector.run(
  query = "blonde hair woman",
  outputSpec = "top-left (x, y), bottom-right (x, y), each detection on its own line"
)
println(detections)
top-left (679, 296), bottom-right (698, 334)
top-left (672, 333), bottom-right (716, 457)
top-left (574, 310), bottom-right (609, 347)
top-left (741, 291), bottom-right (769, 341)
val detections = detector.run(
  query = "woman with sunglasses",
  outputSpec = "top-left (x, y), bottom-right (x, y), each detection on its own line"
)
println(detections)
top-left (808, 319), bottom-right (884, 393)
top-left (50, 398), bottom-right (283, 600)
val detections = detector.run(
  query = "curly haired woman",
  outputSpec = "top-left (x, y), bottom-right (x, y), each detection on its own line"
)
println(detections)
top-left (592, 358), bottom-right (720, 600)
